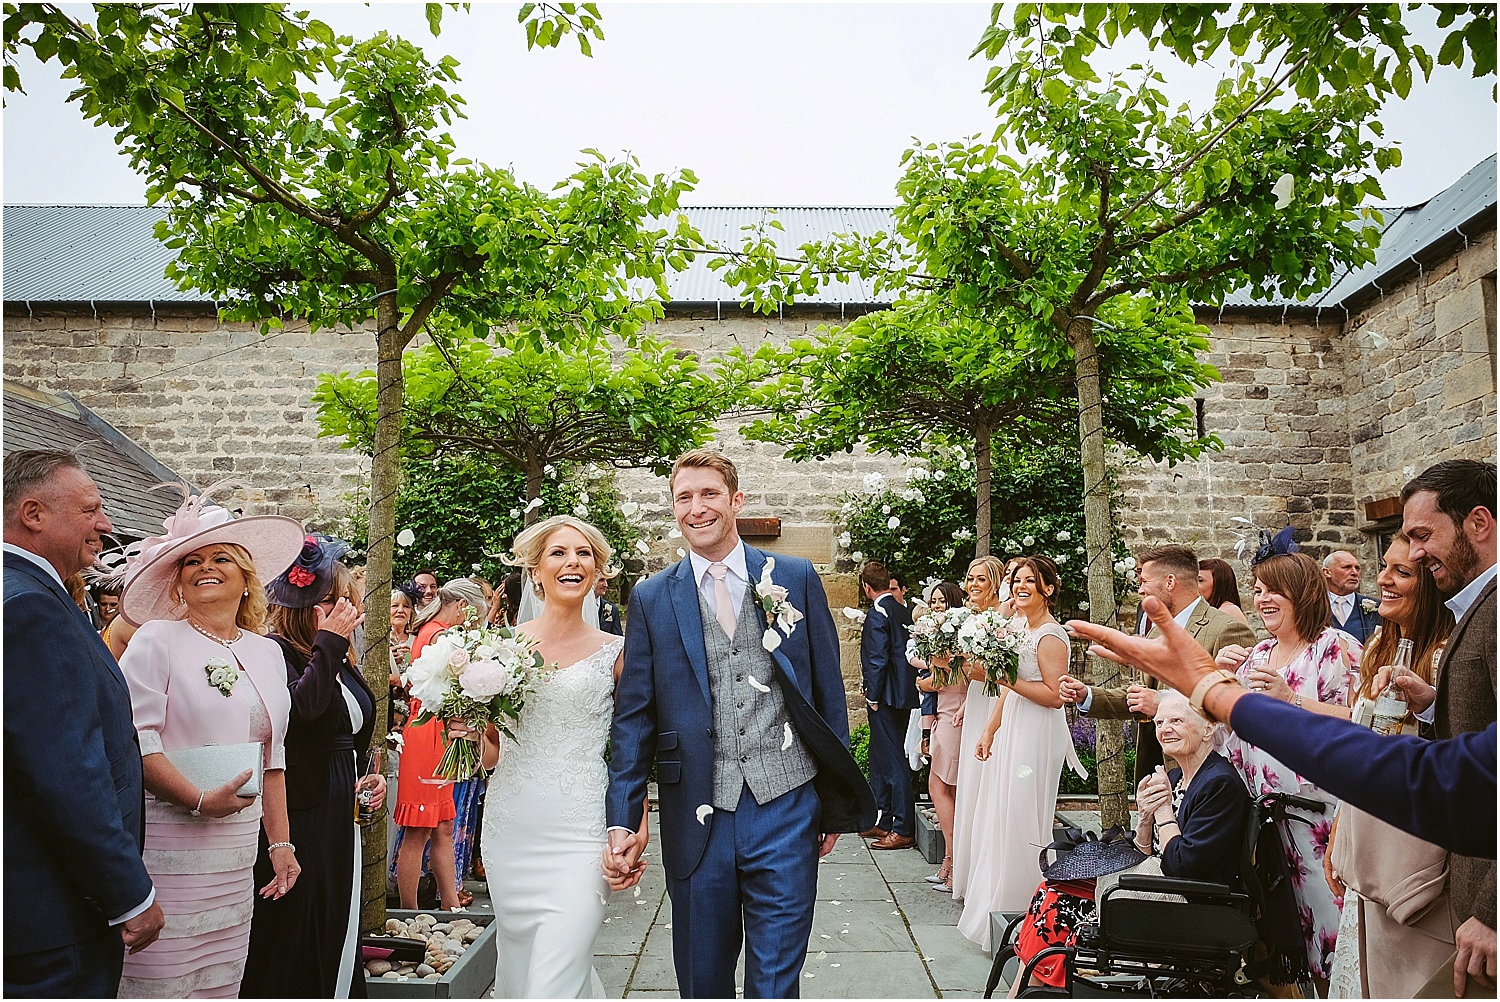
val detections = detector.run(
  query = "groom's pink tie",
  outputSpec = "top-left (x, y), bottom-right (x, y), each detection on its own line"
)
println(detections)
top-left (708, 562), bottom-right (737, 639)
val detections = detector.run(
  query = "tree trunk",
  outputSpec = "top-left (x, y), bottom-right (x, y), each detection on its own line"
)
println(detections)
top-left (359, 289), bottom-right (404, 933)
top-left (974, 418), bottom-right (992, 558)
top-left (1067, 315), bottom-right (1128, 829)
top-left (523, 458), bottom-right (545, 527)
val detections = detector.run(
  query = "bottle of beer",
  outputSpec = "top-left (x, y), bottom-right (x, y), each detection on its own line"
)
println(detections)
top-left (1371, 638), bottom-right (1415, 735)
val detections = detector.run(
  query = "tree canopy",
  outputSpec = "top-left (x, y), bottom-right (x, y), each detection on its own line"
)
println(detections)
top-left (315, 330), bottom-right (736, 519)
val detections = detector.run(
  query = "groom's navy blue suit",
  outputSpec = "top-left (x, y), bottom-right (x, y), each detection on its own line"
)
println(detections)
top-left (607, 544), bottom-right (874, 998)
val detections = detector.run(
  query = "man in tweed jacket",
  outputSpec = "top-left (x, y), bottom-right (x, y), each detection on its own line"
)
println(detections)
top-left (1058, 543), bottom-right (1255, 783)
top-left (1392, 459), bottom-right (1496, 996)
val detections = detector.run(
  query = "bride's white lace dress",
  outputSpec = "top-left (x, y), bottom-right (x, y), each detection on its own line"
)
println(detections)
top-left (481, 637), bottom-right (623, 998)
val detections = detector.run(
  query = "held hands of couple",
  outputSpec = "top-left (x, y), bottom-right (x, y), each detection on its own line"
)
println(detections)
top-left (602, 828), bottom-right (648, 891)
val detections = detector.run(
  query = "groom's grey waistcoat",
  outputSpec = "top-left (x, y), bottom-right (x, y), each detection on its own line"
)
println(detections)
top-left (700, 588), bottom-right (817, 810)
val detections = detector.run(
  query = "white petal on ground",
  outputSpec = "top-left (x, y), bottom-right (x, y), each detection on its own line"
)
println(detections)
top-left (746, 675), bottom-right (771, 693)
top-left (632, 885), bottom-right (641, 898)
top-left (696, 804), bottom-right (714, 825)
top-left (635, 539), bottom-right (650, 554)
top-left (781, 722), bottom-right (793, 751)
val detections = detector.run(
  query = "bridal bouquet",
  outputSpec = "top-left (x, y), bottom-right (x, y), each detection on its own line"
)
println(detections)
top-left (905, 607), bottom-right (971, 686)
top-left (403, 612), bottom-right (546, 780)
top-left (955, 608), bottom-right (1029, 696)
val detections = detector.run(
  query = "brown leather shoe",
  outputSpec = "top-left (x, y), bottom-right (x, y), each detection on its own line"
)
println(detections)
top-left (858, 826), bottom-right (890, 840)
top-left (870, 833), bottom-right (915, 850)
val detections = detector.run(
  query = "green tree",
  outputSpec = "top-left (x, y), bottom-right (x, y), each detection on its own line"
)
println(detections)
top-left (714, 6), bottom-right (1443, 825)
top-left (5, 0), bottom-right (699, 927)
top-left (330, 454), bottom-right (634, 587)
top-left (732, 297), bottom-right (1216, 556)
top-left (834, 444), bottom-right (1130, 614)
top-left (313, 329), bottom-right (733, 522)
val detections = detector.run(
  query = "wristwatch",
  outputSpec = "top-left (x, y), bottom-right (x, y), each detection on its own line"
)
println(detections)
top-left (1189, 668), bottom-right (1240, 721)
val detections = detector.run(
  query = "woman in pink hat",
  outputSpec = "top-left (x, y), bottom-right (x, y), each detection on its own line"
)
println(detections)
top-left (116, 482), bottom-right (306, 998)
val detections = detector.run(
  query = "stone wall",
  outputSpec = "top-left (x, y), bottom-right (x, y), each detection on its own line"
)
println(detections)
top-left (1342, 229), bottom-right (1498, 507)
top-left (5, 228), bottom-right (1496, 632)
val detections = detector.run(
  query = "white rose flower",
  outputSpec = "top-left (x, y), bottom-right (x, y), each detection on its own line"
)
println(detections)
top-left (1022, 535), bottom-right (1035, 547)
top-left (837, 531), bottom-right (852, 547)
top-left (887, 516), bottom-right (900, 529)
top-left (1056, 530), bottom-right (1071, 541)
top-left (851, 551), bottom-right (863, 562)
top-left (933, 470), bottom-right (946, 481)
top-left (1124, 556), bottom-right (1137, 569)
top-left (573, 504), bottom-right (589, 516)
top-left (881, 504), bottom-right (892, 515)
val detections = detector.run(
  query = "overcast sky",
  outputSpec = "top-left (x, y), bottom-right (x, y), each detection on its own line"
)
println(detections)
top-left (3, 3), bottom-right (1494, 208)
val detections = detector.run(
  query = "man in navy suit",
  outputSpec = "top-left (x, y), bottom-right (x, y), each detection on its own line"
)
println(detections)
top-left (604, 450), bottom-right (873, 998)
top-left (1323, 549), bottom-right (1380, 645)
top-left (3, 450), bottom-right (163, 996)
top-left (858, 559), bottom-right (916, 849)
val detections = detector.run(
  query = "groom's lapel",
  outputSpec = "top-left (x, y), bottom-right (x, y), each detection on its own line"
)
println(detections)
top-left (668, 558), bottom-right (713, 709)
top-left (743, 545), bottom-right (808, 697)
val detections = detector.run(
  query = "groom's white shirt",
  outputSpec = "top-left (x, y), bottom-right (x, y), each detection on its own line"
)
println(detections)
top-left (688, 540), bottom-right (749, 615)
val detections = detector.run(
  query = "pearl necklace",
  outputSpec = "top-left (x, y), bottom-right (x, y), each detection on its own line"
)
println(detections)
top-left (188, 618), bottom-right (242, 647)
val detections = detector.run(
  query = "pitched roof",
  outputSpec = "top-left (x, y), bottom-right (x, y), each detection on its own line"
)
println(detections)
top-left (4, 155), bottom-right (1493, 312)
top-left (2, 381), bottom-right (188, 541)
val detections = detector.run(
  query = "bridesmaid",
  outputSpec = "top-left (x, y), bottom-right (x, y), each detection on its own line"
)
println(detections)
top-left (116, 484), bottom-right (304, 998)
top-left (243, 536), bottom-right (383, 998)
top-left (948, 555), bottom-right (1013, 902)
top-left (912, 580), bottom-right (970, 892)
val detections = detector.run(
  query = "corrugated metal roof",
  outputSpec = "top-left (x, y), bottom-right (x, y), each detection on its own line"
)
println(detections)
top-left (5, 160), bottom-right (1493, 311)
top-left (2, 382), bottom-right (188, 540)
top-left (3, 204), bottom-right (196, 304)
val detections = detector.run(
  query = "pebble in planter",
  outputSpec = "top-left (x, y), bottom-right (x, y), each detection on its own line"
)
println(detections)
top-left (364, 914), bottom-right (484, 981)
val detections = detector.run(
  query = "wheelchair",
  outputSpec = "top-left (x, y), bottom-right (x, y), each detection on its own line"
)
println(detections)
top-left (984, 790), bottom-right (1326, 998)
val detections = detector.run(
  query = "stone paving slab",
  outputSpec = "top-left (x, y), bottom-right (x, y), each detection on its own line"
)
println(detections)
top-left (466, 813), bottom-right (1017, 998)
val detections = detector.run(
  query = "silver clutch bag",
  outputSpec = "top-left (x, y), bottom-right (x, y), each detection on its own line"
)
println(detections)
top-left (164, 742), bottom-right (263, 798)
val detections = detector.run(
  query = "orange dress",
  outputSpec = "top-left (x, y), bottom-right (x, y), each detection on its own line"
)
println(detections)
top-left (392, 619), bottom-right (457, 826)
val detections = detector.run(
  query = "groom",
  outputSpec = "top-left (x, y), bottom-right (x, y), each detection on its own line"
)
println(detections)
top-left (604, 449), bottom-right (874, 998)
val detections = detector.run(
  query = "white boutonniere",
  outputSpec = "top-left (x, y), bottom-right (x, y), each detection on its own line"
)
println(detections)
top-left (205, 656), bottom-right (238, 697)
top-left (1360, 598), bottom-right (1378, 615)
top-left (752, 556), bottom-right (804, 652)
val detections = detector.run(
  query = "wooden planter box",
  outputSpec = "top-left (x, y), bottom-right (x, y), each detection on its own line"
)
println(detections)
top-left (915, 809), bottom-right (944, 865)
top-left (365, 911), bottom-right (496, 999)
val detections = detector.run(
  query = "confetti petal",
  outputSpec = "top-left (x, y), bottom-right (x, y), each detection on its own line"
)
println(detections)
top-left (761, 629), bottom-right (782, 652)
top-left (781, 722), bottom-right (793, 751)
top-left (696, 804), bottom-right (714, 825)
top-left (746, 675), bottom-right (771, 693)
top-left (396, 528), bottom-right (416, 547)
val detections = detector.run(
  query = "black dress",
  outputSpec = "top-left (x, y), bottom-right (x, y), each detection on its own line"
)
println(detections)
top-left (242, 631), bottom-right (376, 998)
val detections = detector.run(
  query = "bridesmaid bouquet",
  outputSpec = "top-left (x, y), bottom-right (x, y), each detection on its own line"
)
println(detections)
top-left (905, 607), bottom-right (971, 686)
top-left (955, 608), bottom-right (1028, 696)
top-left (403, 612), bottom-right (547, 780)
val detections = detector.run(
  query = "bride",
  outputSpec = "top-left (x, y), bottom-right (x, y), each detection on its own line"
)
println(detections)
top-left (456, 515), bottom-right (647, 998)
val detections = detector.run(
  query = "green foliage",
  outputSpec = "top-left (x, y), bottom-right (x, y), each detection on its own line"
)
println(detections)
top-left (313, 327), bottom-right (734, 492)
top-left (1058, 746), bottom-right (1138, 797)
top-left (332, 455), bottom-right (634, 586)
top-left (848, 723), bottom-right (870, 779)
top-left (835, 445), bottom-right (1128, 614)
top-left (975, 5), bottom-right (1496, 102)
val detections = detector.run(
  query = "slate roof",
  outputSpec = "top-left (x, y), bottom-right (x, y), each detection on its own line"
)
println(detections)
top-left (3, 155), bottom-right (1494, 312)
top-left (2, 382), bottom-right (187, 541)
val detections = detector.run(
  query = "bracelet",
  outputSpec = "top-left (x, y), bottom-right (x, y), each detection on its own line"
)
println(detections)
top-left (189, 790), bottom-right (205, 817)
top-left (1157, 819), bottom-right (1178, 829)
top-left (267, 841), bottom-right (295, 853)
top-left (1292, 693), bottom-right (1304, 709)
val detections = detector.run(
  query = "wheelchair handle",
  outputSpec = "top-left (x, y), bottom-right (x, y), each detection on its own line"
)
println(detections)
top-left (1265, 791), bottom-right (1326, 815)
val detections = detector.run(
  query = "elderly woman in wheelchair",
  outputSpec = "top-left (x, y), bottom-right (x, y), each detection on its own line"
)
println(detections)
top-left (999, 691), bottom-right (1254, 997)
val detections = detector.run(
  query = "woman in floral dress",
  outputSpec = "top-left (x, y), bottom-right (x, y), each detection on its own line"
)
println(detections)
top-left (1216, 552), bottom-right (1360, 991)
